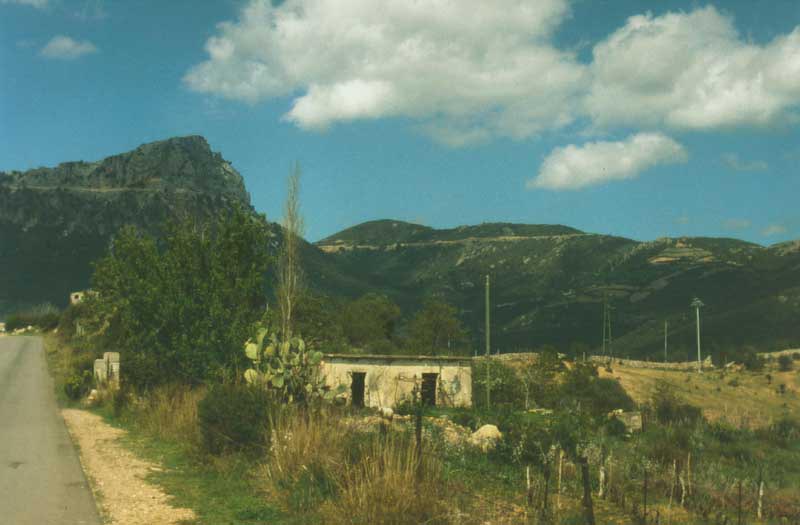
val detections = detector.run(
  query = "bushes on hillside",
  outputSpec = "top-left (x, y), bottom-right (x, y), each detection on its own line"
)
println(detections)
top-left (556, 362), bottom-right (635, 416)
top-left (649, 381), bottom-right (703, 426)
top-left (778, 354), bottom-right (793, 372)
top-left (5, 303), bottom-right (60, 332)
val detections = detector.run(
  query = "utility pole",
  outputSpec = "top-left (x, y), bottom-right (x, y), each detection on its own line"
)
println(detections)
top-left (602, 297), bottom-right (614, 361)
top-left (691, 298), bottom-right (704, 372)
top-left (485, 274), bottom-right (491, 409)
top-left (602, 298), bottom-right (606, 356)
top-left (664, 320), bottom-right (668, 363)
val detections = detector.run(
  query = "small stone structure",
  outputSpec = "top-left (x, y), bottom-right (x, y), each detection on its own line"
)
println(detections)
top-left (320, 353), bottom-right (472, 408)
top-left (94, 352), bottom-right (120, 386)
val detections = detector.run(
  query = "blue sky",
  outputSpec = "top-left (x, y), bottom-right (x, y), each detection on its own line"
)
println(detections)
top-left (1, 0), bottom-right (798, 244)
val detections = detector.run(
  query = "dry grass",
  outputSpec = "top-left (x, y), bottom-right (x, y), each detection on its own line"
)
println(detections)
top-left (599, 361), bottom-right (800, 428)
top-left (318, 432), bottom-right (449, 525)
top-left (120, 384), bottom-right (205, 445)
top-left (261, 408), bottom-right (453, 523)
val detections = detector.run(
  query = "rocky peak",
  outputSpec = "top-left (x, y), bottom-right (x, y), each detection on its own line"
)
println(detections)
top-left (1, 135), bottom-right (250, 205)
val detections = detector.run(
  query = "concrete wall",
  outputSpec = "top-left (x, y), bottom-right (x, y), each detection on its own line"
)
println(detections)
top-left (320, 355), bottom-right (472, 408)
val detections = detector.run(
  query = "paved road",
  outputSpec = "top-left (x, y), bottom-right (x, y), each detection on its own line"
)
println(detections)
top-left (0, 336), bottom-right (101, 525)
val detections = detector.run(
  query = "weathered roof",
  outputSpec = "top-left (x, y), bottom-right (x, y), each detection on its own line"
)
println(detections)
top-left (322, 353), bottom-right (472, 364)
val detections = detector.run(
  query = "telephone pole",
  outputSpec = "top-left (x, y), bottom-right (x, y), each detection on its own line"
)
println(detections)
top-left (601, 296), bottom-right (613, 361)
top-left (691, 297), bottom-right (704, 372)
top-left (485, 274), bottom-right (491, 409)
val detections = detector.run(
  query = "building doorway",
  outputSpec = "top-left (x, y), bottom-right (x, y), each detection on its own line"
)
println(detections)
top-left (421, 373), bottom-right (438, 406)
top-left (351, 372), bottom-right (366, 408)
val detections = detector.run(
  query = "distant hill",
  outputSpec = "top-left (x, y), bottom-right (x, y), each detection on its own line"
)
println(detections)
top-left (316, 220), bottom-right (800, 358)
top-left (319, 219), bottom-right (582, 248)
top-left (0, 136), bottom-right (367, 316)
top-left (4, 137), bottom-right (798, 359)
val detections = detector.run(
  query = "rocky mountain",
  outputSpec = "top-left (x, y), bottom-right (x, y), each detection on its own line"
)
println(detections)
top-left (317, 220), bottom-right (800, 358)
top-left (4, 136), bottom-right (798, 359)
top-left (0, 136), bottom-right (366, 316)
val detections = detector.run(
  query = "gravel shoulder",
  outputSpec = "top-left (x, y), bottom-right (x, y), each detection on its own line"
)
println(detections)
top-left (61, 409), bottom-right (196, 525)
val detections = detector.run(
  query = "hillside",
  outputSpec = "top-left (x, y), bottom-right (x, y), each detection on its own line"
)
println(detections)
top-left (0, 136), bottom-right (367, 316)
top-left (598, 357), bottom-right (800, 428)
top-left (317, 220), bottom-right (800, 357)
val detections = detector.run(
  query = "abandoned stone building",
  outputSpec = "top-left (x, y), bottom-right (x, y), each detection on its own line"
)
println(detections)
top-left (320, 353), bottom-right (472, 408)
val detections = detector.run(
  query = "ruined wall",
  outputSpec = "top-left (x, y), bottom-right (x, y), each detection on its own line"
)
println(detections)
top-left (588, 355), bottom-right (714, 371)
top-left (320, 356), bottom-right (472, 408)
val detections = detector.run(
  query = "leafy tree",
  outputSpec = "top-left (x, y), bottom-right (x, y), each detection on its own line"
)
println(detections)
top-left (520, 345), bottom-right (563, 409)
top-left (406, 298), bottom-right (468, 355)
top-left (87, 206), bottom-right (270, 390)
top-left (292, 292), bottom-right (348, 352)
top-left (556, 362), bottom-right (634, 416)
top-left (778, 354), bottom-right (793, 372)
top-left (340, 293), bottom-right (401, 349)
top-left (472, 359), bottom-right (523, 410)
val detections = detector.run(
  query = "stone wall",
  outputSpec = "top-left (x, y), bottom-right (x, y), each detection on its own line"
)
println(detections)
top-left (589, 355), bottom-right (714, 371)
top-left (94, 352), bottom-right (120, 385)
top-left (320, 354), bottom-right (472, 408)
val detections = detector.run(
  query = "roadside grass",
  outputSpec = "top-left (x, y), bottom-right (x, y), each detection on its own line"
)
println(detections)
top-left (112, 428), bottom-right (288, 525)
top-left (43, 333), bottom-right (87, 406)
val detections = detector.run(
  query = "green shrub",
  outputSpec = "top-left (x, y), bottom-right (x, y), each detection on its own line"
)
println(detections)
top-left (198, 383), bottom-right (274, 456)
top-left (472, 359), bottom-right (524, 410)
top-left (64, 370), bottom-right (94, 400)
top-left (758, 417), bottom-right (800, 447)
top-left (778, 354), bottom-right (793, 372)
top-left (649, 381), bottom-right (703, 426)
top-left (449, 410), bottom-right (480, 431)
top-left (5, 303), bottom-right (61, 332)
top-left (741, 352), bottom-right (765, 371)
top-left (556, 363), bottom-right (634, 416)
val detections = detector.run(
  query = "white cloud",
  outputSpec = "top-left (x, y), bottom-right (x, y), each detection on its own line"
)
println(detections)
top-left (723, 218), bottom-right (751, 231)
top-left (762, 224), bottom-right (788, 236)
top-left (528, 133), bottom-right (687, 190)
top-left (40, 35), bottom-right (98, 60)
top-left (184, 0), bottom-right (587, 144)
top-left (587, 7), bottom-right (800, 130)
top-left (1, 0), bottom-right (48, 8)
top-left (186, 3), bottom-right (800, 144)
top-left (721, 153), bottom-right (768, 172)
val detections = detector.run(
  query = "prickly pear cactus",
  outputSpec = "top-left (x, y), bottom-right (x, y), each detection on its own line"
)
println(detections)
top-left (243, 325), bottom-right (336, 403)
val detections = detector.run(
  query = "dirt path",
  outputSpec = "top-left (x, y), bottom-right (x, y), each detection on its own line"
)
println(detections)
top-left (62, 409), bottom-right (196, 525)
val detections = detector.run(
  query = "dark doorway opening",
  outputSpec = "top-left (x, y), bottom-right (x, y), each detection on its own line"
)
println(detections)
top-left (351, 372), bottom-right (366, 407)
top-left (421, 373), bottom-right (438, 406)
